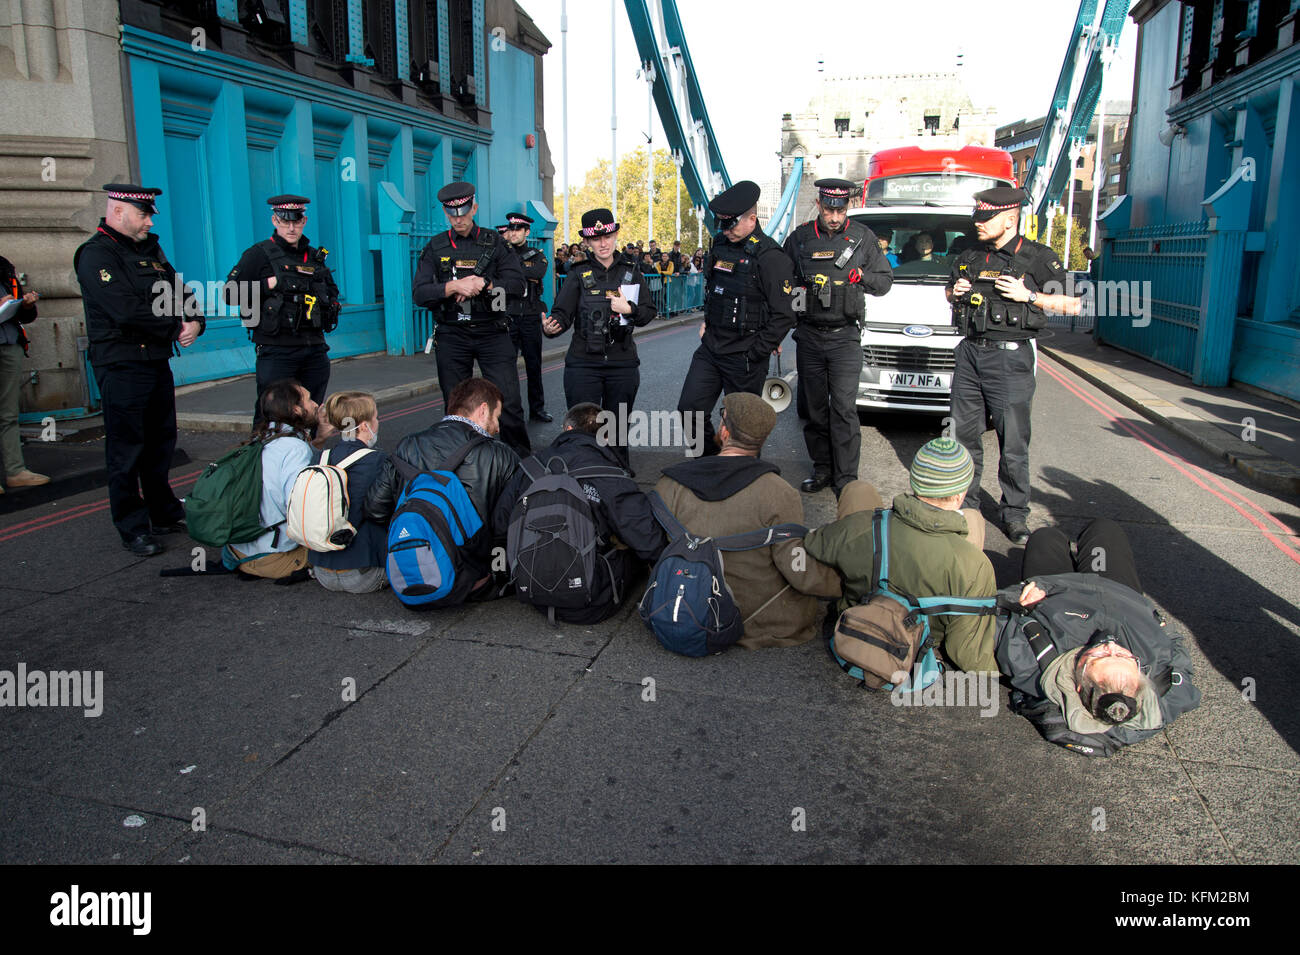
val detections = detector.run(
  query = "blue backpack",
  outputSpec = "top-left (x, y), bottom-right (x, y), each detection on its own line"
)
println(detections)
top-left (829, 508), bottom-right (998, 693)
top-left (639, 491), bottom-right (808, 657)
top-left (386, 436), bottom-right (490, 609)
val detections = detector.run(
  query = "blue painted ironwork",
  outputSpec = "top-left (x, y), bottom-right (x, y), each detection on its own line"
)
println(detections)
top-left (216, 0), bottom-right (238, 20)
top-left (623, 0), bottom-right (729, 232)
top-left (1023, 0), bottom-right (1131, 224)
top-left (345, 0), bottom-right (374, 65)
top-left (437, 0), bottom-right (451, 92)
top-left (766, 155), bottom-right (804, 244)
top-left (472, 0), bottom-right (485, 106)
top-left (289, 0), bottom-right (308, 44)
top-left (395, 0), bottom-right (410, 80)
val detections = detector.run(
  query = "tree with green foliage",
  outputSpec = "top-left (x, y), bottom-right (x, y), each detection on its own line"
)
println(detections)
top-left (1045, 214), bottom-right (1089, 271)
top-left (560, 147), bottom-right (704, 254)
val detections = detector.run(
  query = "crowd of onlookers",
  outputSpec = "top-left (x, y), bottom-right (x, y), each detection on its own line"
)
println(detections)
top-left (555, 237), bottom-right (706, 279)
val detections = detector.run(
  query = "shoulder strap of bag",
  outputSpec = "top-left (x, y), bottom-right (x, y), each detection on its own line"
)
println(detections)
top-left (332, 448), bottom-right (376, 471)
top-left (713, 522), bottom-right (809, 551)
top-left (392, 434), bottom-right (489, 485)
top-left (567, 466), bottom-right (630, 481)
top-left (648, 489), bottom-right (688, 540)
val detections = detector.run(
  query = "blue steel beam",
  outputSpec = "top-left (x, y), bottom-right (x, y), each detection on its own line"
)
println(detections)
top-left (1024, 0), bottom-right (1130, 223)
top-left (624, 0), bottom-right (730, 232)
top-left (766, 155), bottom-right (804, 244)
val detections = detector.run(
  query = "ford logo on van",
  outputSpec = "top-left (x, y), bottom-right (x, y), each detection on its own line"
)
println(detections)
top-left (902, 325), bottom-right (933, 338)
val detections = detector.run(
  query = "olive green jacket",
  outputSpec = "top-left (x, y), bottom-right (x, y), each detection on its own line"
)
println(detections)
top-left (803, 492), bottom-right (999, 672)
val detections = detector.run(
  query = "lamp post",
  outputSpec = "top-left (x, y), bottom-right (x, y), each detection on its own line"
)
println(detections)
top-left (673, 150), bottom-right (683, 244)
top-left (561, 0), bottom-right (569, 242)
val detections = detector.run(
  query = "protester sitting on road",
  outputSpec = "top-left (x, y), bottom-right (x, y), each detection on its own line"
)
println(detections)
top-left (803, 437), bottom-right (997, 671)
top-left (363, 377), bottom-right (520, 594)
top-left (308, 391), bottom-right (390, 594)
top-left (0, 254), bottom-right (48, 493)
top-left (222, 379), bottom-right (316, 579)
top-left (994, 518), bottom-right (1201, 754)
top-left (492, 402), bottom-right (666, 624)
top-left (653, 392), bottom-right (841, 648)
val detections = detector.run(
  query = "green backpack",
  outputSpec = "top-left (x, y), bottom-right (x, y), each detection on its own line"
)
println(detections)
top-left (185, 440), bottom-right (277, 548)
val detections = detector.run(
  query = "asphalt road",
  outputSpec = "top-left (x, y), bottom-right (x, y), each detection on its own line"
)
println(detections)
top-left (2, 319), bottom-right (1298, 867)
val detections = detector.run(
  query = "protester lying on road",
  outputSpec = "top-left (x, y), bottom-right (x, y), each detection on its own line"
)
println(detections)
top-left (994, 518), bottom-right (1201, 756)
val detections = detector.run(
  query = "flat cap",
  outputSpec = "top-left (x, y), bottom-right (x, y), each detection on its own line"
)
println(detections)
top-left (722, 391), bottom-right (776, 445)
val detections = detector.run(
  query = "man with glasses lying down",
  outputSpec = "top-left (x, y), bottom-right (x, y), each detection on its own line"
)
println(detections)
top-left (994, 518), bottom-right (1201, 756)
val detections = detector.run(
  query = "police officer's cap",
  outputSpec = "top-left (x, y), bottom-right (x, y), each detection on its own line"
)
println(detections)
top-left (579, 209), bottom-right (619, 237)
top-left (815, 178), bottom-right (855, 209)
top-left (267, 194), bottom-right (310, 221)
top-left (506, 212), bottom-right (534, 228)
top-left (104, 183), bottom-right (162, 215)
top-left (495, 224), bottom-right (511, 233)
top-left (972, 186), bottom-right (1028, 222)
top-left (437, 182), bottom-right (476, 214)
top-left (709, 180), bottom-right (761, 227)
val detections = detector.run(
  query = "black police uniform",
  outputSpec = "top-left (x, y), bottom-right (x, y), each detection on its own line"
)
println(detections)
top-left (947, 188), bottom-right (1066, 530)
top-left (225, 196), bottom-right (339, 421)
top-left (502, 213), bottom-right (549, 421)
top-left (676, 181), bottom-right (797, 453)
top-left (784, 180), bottom-right (892, 492)
top-left (412, 183), bottom-right (529, 457)
top-left (74, 186), bottom-right (203, 551)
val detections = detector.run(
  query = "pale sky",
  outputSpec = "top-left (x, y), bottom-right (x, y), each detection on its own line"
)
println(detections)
top-left (525, 0), bottom-right (1136, 196)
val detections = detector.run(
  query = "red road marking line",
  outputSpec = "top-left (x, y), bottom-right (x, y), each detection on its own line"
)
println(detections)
top-left (1039, 357), bottom-right (1300, 565)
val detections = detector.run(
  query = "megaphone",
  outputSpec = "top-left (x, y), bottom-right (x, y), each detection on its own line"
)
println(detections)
top-left (761, 351), bottom-right (792, 413)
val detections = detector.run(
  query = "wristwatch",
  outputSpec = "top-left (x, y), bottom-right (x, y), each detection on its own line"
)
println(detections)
top-left (1028, 291), bottom-right (1039, 306)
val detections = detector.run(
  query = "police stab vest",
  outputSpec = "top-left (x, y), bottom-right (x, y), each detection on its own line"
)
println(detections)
top-left (704, 231), bottom-right (776, 334)
top-left (428, 228), bottom-right (501, 326)
top-left (257, 238), bottom-right (339, 337)
top-left (792, 220), bottom-right (868, 328)
top-left (953, 236), bottom-right (1045, 338)
top-left (512, 247), bottom-right (545, 316)
top-left (576, 258), bottom-right (637, 356)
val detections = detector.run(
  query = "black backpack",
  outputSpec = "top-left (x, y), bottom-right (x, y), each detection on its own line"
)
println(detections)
top-left (505, 455), bottom-right (629, 624)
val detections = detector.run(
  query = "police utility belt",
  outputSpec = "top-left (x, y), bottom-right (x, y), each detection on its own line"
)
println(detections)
top-left (794, 230), bottom-right (866, 329)
top-left (258, 240), bottom-right (339, 335)
top-left (578, 266), bottom-right (635, 355)
top-left (704, 235), bottom-right (769, 334)
top-left (435, 233), bottom-right (504, 328)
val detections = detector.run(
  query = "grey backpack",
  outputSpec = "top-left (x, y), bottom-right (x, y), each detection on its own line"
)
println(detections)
top-left (505, 455), bottom-right (628, 624)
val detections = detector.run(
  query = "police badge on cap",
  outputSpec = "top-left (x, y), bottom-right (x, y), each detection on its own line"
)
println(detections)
top-left (815, 178), bottom-right (855, 209)
top-left (104, 183), bottom-right (162, 215)
top-left (579, 208), bottom-right (619, 237)
top-left (506, 212), bottom-right (534, 229)
top-left (267, 194), bottom-right (310, 221)
top-left (972, 186), bottom-right (1028, 222)
top-left (437, 182), bottom-right (476, 215)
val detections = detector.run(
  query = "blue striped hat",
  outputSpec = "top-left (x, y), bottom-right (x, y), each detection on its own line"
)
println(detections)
top-left (910, 437), bottom-right (974, 498)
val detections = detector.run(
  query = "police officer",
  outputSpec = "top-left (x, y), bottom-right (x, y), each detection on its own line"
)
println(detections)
top-left (413, 182), bottom-right (529, 457)
top-left (501, 211), bottom-right (551, 423)
top-left (676, 180), bottom-right (797, 453)
top-left (784, 178), bottom-right (892, 495)
top-left (945, 186), bottom-right (1080, 544)
top-left (542, 209), bottom-right (656, 471)
top-left (225, 195), bottom-right (340, 422)
top-left (75, 184), bottom-right (204, 556)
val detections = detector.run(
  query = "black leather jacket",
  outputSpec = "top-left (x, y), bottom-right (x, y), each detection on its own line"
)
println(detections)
top-left (362, 419), bottom-right (521, 545)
